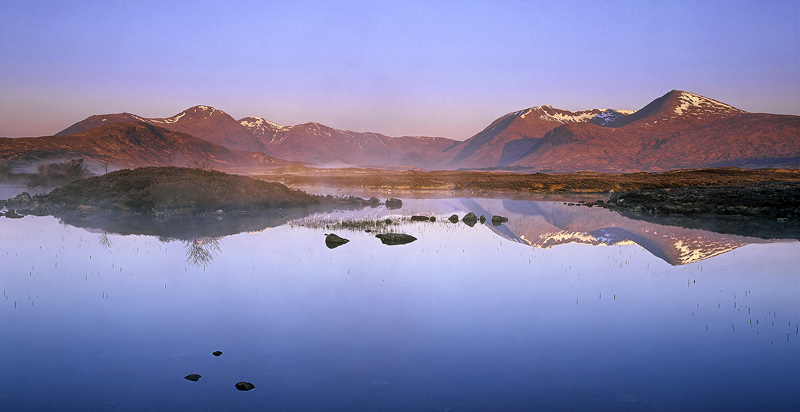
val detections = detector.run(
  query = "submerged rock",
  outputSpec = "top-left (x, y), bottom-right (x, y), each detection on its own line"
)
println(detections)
top-left (184, 374), bottom-right (202, 382)
top-left (448, 214), bottom-right (459, 223)
top-left (212, 351), bottom-right (223, 357)
top-left (325, 233), bottom-right (350, 249)
top-left (491, 215), bottom-right (508, 226)
top-left (235, 381), bottom-right (255, 391)
top-left (462, 212), bottom-right (478, 227)
top-left (385, 198), bottom-right (403, 210)
top-left (375, 233), bottom-right (417, 245)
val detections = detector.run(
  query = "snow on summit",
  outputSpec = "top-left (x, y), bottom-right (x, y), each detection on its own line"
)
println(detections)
top-left (673, 91), bottom-right (743, 116)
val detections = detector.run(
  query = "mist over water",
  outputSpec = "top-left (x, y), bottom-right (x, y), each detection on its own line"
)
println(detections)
top-left (1, 196), bottom-right (798, 411)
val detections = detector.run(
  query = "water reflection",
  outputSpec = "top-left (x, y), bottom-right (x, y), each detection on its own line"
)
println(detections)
top-left (184, 237), bottom-right (221, 268)
top-left (13, 197), bottom-right (796, 266)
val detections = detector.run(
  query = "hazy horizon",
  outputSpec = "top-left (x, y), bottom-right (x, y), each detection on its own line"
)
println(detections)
top-left (1, 1), bottom-right (799, 140)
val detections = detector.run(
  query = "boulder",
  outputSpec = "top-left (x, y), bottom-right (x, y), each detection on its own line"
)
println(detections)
top-left (410, 215), bottom-right (430, 222)
top-left (375, 233), bottom-right (417, 245)
top-left (235, 381), bottom-right (255, 391)
top-left (429, 216), bottom-right (436, 222)
top-left (385, 198), bottom-right (403, 210)
top-left (479, 215), bottom-right (486, 224)
top-left (212, 351), bottom-right (223, 357)
top-left (184, 374), bottom-right (202, 382)
top-left (448, 214), bottom-right (459, 223)
top-left (367, 197), bottom-right (382, 207)
top-left (491, 215), bottom-right (508, 226)
top-left (462, 212), bottom-right (478, 227)
top-left (325, 233), bottom-right (350, 249)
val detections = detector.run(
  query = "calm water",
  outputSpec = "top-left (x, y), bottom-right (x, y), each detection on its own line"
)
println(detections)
top-left (1, 197), bottom-right (798, 411)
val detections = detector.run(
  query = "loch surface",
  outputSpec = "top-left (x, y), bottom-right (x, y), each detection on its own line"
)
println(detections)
top-left (1, 197), bottom-right (798, 411)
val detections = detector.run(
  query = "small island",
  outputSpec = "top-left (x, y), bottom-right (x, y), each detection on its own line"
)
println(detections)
top-left (17, 166), bottom-right (368, 217)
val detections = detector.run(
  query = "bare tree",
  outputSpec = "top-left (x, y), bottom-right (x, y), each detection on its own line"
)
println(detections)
top-left (98, 157), bottom-right (112, 174)
top-left (190, 159), bottom-right (213, 171)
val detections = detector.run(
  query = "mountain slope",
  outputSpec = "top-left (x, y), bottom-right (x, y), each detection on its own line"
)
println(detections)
top-left (3, 122), bottom-right (288, 171)
top-left (57, 106), bottom-right (264, 152)
top-left (241, 120), bottom-right (457, 168)
top-left (448, 106), bottom-right (633, 168)
top-left (508, 90), bottom-right (800, 172)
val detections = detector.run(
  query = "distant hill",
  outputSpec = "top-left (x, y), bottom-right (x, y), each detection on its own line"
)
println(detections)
top-left (2, 122), bottom-right (291, 171)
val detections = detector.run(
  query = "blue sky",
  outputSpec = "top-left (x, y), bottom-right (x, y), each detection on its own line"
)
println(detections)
top-left (1, 0), bottom-right (798, 139)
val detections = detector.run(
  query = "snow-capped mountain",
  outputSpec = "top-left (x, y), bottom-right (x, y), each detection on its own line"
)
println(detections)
top-left (447, 105), bottom-right (634, 168)
top-left (44, 90), bottom-right (800, 171)
top-left (506, 90), bottom-right (800, 171)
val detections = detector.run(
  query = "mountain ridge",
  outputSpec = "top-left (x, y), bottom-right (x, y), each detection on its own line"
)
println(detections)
top-left (26, 89), bottom-right (800, 172)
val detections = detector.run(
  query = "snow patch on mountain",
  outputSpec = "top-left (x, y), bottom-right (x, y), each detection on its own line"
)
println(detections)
top-left (673, 91), bottom-right (743, 116)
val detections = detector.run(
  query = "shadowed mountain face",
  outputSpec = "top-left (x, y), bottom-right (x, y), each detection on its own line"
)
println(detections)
top-left (34, 90), bottom-right (800, 171)
top-left (3, 122), bottom-right (289, 171)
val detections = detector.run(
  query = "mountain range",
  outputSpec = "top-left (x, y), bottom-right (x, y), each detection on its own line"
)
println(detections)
top-left (3, 90), bottom-right (799, 172)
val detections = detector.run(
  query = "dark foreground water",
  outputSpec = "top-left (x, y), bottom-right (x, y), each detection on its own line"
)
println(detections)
top-left (1, 197), bottom-right (798, 411)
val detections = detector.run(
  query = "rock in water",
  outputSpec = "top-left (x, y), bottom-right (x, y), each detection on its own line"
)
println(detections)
top-left (410, 215), bottom-right (430, 222)
top-left (479, 215), bottom-right (486, 224)
top-left (184, 374), bottom-right (201, 382)
top-left (235, 381), bottom-right (255, 391)
top-left (375, 233), bottom-right (417, 245)
top-left (448, 214), bottom-right (459, 223)
top-left (325, 233), bottom-right (350, 249)
top-left (212, 351), bottom-right (223, 357)
top-left (491, 215), bottom-right (508, 226)
top-left (462, 212), bottom-right (478, 227)
top-left (385, 198), bottom-right (403, 210)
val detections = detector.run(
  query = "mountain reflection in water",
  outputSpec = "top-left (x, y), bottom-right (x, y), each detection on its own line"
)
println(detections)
top-left (41, 197), bottom-right (796, 267)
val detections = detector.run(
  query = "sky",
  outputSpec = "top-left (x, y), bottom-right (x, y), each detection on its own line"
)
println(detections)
top-left (1, 0), bottom-right (798, 140)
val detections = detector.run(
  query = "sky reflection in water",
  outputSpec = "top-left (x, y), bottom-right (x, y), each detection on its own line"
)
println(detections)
top-left (1, 198), bottom-right (798, 411)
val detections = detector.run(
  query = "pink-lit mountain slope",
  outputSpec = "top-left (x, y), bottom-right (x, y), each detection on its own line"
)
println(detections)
top-left (507, 91), bottom-right (800, 172)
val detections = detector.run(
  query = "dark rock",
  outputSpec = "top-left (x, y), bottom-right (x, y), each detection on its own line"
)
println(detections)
top-left (184, 374), bottom-right (201, 382)
top-left (384, 218), bottom-right (392, 225)
top-left (448, 214), bottom-right (459, 223)
top-left (385, 198), bottom-right (403, 210)
top-left (410, 215), bottom-right (430, 222)
top-left (212, 351), bottom-right (222, 357)
top-left (3, 209), bottom-right (23, 219)
top-left (325, 233), bottom-right (350, 249)
top-left (491, 215), bottom-right (508, 226)
top-left (235, 381), bottom-right (255, 391)
top-left (479, 215), bottom-right (486, 224)
top-left (375, 233), bottom-right (417, 245)
top-left (429, 216), bottom-right (436, 222)
top-left (462, 212), bottom-right (478, 227)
